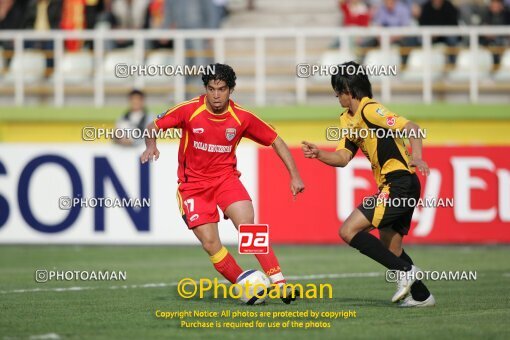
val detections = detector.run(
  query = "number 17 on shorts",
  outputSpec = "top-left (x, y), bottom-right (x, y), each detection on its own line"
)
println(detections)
top-left (238, 224), bottom-right (270, 254)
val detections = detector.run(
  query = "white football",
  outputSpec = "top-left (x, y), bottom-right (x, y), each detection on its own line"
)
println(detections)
top-left (234, 269), bottom-right (271, 305)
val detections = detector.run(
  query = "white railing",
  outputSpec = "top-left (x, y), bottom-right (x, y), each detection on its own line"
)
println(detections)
top-left (0, 27), bottom-right (509, 107)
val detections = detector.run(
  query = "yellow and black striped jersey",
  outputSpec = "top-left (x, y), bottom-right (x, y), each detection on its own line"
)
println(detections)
top-left (336, 97), bottom-right (414, 187)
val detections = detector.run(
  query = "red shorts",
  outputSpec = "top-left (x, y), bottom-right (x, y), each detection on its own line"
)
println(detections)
top-left (176, 174), bottom-right (251, 229)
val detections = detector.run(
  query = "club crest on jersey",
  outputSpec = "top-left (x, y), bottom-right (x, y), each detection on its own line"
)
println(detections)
top-left (378, 191), bottom-right (390, 200)
top-left (386, 116), bottom-right (396, 127)
top-left (225, 128), bottom-right (236, 141)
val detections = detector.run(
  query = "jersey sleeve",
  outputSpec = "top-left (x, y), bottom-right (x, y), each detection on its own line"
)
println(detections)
top-left (243, 112), bottom-right (278, 146)
top-left (362, 104), bottom-right (409, 130)
top-left (154, 104), bottom-right (188, 130)
top-left (335, 137), bottom-right (359, 155)
top-left (335, 114), bottom-right (359, 155)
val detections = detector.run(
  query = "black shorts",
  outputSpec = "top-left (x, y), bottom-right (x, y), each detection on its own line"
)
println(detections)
top-left (358, 171), bottom-right (421, 236)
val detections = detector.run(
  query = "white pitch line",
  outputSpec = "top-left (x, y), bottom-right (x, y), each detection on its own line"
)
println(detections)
top-left (29, 333), bottom-right (61, 340)
top-left (286, 272), bottom-right (381, 280)
top-left (0, 272), bottom-right (382, 295)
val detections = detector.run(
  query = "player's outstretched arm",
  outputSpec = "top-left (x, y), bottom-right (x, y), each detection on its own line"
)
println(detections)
top-left (403, 121), bottom-right (430, 176)
top-left (271, 136), bottom-right (305, 197)
top-left (301, 141), bottom-right (352, 167)
top-left (140, 122), bottom-right (160, 164)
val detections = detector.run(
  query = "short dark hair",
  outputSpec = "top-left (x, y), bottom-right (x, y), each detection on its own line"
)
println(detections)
top-left (202, 63), bottom-right (236, 89)
top-left (129, 89), bottom-right (145, 97)
top-left (331, 61), bottom-right (373, 100)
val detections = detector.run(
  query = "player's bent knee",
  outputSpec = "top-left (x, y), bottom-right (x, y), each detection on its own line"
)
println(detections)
top-left (201, 239), bottom-right (222, 256)
top-left (236, 218), bottom-right (254, 226)
top-left (338, 225), bottom-right (353, 244)
top-left (389, 245), bottom-right (402, 257)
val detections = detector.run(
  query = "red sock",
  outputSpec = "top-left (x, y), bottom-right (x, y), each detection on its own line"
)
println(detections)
top-left (255, 246), bottom-right (286, 285)
top-left (210, 247), bottom-right (243, 284)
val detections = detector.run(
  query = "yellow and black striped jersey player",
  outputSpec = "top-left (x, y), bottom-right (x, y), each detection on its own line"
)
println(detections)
top-left (302, 61), bottom-right (435, 308)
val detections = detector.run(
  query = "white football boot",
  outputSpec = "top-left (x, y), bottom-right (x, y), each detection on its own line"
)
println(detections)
top-left (391, 265), bottom-right (420, 303)
top-left (398, 294), bottom-right (436, 308)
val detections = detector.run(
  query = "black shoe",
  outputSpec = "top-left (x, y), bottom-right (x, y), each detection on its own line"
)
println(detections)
top-left (280, 284), bottom-right (301, 304)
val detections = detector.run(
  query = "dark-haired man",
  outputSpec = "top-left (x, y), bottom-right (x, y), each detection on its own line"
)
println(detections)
top-left (302, 61), bottom-right (435, 307)
top-left (141, 64), bottom-right (305, 303)
top-left (114, 89), bottom-right (154, 147)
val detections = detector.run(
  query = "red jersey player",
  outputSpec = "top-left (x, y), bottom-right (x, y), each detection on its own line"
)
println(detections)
top-left (141, 64), bottom-right (305, 303)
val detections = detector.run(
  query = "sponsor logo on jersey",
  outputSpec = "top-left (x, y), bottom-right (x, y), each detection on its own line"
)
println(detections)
top-left (225, 128), bottom-right (236, 141)
top-left (193, 141), bottom-right (232, 153)
top-left (386, 116), bottom-right (396, 127)
top-left (193, 128), bottom-right (204, 134)
top-left (190, 214), bottom-right (199, 222)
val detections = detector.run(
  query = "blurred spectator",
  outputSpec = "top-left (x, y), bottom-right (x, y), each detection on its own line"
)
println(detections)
top-left (455, 0), bottom-right (485, 25)
top-left (481, 0), bottom-right (510, 28)
top-left (81, 0), bottom-right (109, 49)
top-left (145, 0), bottom-right (173, 49)
top-left (91, 0), bottom-right (118, 50)
top-left (114, 89), bottom-right (154, 147)
top-left (0, 0), bottom-right (29, 30)
top-left (85, 0), bottom-right (106, 29)
top-left (364, 0), bottom-right (418, 47)
top-left (24, 0), bottom-right (63, 67)
top-left (112, 0), bottom-right (148, 28)
top-left (419, 0), bottom-right (459, 45)
top-left (111, 0), bottom-right (150, 47)
top-left (95, 0), bottom-right (116, 29)
top-left (331, 0), bottom-right (370, 47)
top-left (145, 0), bottom-right (165, 29)
top-left (61, 0), bottom-right (86, 51)
top-left (403, 0), bottom-right (427, 20)
top-left (480, 0), bottom-right (510, 62)
top-left (373, 0), bottom-right (412, 27)
top-left (24, 0), bottom-right (63, 30)
top-left (340, 0), bottom-right (371, 27)
top-left (419, 0), bottom-right (459, 26)
top-left (169, 0), bottom-right (215, 29)
top-left (0, 1), bottom-right (21, 68)
top-left (211, 0), bottom-right (229, 28)
top-left (167, 0), bottom-right (216, 93)
top-left (0, 0), bottom-right (30, 53)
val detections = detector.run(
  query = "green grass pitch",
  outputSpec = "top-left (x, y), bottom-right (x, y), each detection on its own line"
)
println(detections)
top-left (0, 103), bottom-right (509, 122)
top-left (1, 245), bottom-right (509, 339)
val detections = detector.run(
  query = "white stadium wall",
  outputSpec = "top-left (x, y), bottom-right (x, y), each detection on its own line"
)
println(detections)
top-left (0, 143), bottom-right (258, 244)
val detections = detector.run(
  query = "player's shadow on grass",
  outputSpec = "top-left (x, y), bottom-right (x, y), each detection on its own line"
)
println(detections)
top-left (328, 297), bottom-right (390, 307)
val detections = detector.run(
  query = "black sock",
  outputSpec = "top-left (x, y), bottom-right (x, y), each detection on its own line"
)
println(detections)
top-left (400, 249), bottom-right (431, 301)
top-left (349, 232), bottom-right (412, 271)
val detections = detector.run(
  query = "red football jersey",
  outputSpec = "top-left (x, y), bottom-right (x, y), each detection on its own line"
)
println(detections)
top-left (155, 95), bottom-right (278, 183)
